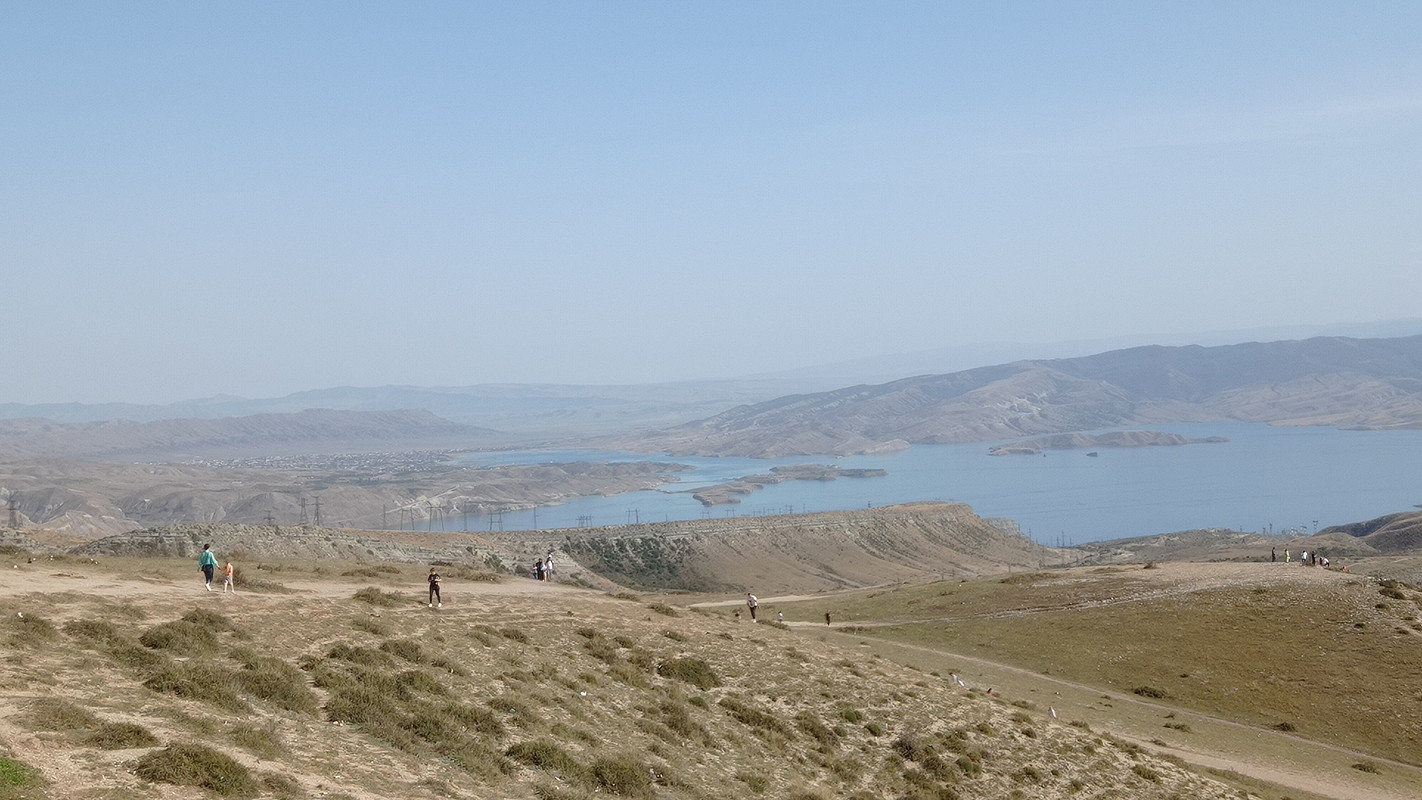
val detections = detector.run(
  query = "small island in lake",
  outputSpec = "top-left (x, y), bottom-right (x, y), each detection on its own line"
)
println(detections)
top-left (690, 463), bottom-right (888, 506)
top-left (987, 430), bottom-right (1228, 456)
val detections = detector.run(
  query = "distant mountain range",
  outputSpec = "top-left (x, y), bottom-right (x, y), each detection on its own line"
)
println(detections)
top-left (0, 379), bottom-right (841, 441)
top-left (0, 408), bottom-right (497, 461)
top-left (3, 334), bottom-right (1421, 463)
top-left (613, 335), bottom-right (1422, 457)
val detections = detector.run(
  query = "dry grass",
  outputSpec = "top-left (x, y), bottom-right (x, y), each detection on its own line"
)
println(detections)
top-left (786, 563), bottom-right (1422, 767)
top-left (0, 556), bottom-right (1263, 799)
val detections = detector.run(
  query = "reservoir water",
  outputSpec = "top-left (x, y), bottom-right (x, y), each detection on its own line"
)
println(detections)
top-left (448, 423), bottom-right (1422, 545)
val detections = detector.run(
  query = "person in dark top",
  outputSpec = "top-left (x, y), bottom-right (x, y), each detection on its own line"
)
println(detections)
top-left (427, 568), bottom-right (442, 608)
top-left (198, 544), bottom-right (218, 591)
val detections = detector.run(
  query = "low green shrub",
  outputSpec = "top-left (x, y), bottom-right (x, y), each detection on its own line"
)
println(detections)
top-left (0, 755), bottom-right (44, 793)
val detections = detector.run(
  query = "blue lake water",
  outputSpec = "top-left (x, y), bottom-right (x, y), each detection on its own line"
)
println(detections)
top-left (442, 423), bottom-right (1422, 545)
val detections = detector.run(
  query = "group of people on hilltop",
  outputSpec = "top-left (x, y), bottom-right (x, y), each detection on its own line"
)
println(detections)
top-left (1271, 546), bottom-right (1331, 568)
top-left (197, 544), bottom-right (235, 593)
top-left (532, 551), bottom-right (555, 581)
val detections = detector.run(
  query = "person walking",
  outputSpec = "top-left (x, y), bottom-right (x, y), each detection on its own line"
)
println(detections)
top-left (428, 568), bottom-right (442, 608)
top-left (222, 560), bottom-right (236, 593)
top-left (746, 593), bottom-right (759, 622)
top-left (198, 544), bottom-right (218, 591)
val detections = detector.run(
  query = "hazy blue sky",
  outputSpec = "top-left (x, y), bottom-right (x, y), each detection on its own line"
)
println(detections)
top-left (5, 2), bottom-right (1421, 404)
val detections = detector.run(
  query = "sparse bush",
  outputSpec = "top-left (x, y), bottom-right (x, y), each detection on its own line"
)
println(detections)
top-left (607, 662), bottom-right (651, 688)
top-left (139, 619), bottom-right (219, 654)
top-left (1131, 764), bottom-right (1161, 782)
top-left (719, 696), bottom-right (793, 737)
top-left (326, 643), bottom-right (395, 667)
top-left (657, 657), bottom-right (720, 690)
top-left (108, 639), bottom-right (169, 671)
top-left (230, 724), bottom-right (284, 760)
top-left (499, 627), bottom-right (531, 644)
top-left (353, 616), bottom-right (391, 636)
top-left (63, 618), bottom-right (122, 643)
top-left (133, 742), bottom-right (259, 797)
top-left (6, 613), bottom-right (58, 647)
top-left (379, 638), bottom-right (426, 663)
top-left (396, 669), bottom-right (447, 696)
top-left (647, 603), bottom-right (678, 617)
top-left (29, 698), bottom-right (99, 731)
top-left (505, 740), bottom-right (586, 780)
top-left (232, 655), bottom-right (318, 714)
top-left (144, 662), bottom-right (248, 712)
top-left (661, 629), bottom-right (686, 642)
top-left (259, 772), bottom-right (303, 798)
top-left (590, 755), bottom-right (654, 797)
top-left (735, 770), bottom-right (769, 794)
top-left (442, 701), bottom-right (505, 737)
top-left (864, 721), bottom-right (884, 736)
top-left (87, 721), bottom-right (159, 750)
top-left (795, 711), bottom-right (839, 749)
top-left (1132, 685), bottom-right (1169, 699)
top-left (353, 587), bottom-right (403, 607)
top-left (1352, 760), bottom-right (1382, 774)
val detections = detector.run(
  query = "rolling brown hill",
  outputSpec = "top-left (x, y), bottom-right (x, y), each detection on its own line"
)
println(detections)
top-left (62, 502), bottom-right (1058, 596)
top-left (615, 335), bottom-right (1422, 456)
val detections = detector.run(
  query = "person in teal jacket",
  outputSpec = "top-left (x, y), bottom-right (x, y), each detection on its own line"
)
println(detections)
top-left (199, 544), bottom-right (219, 591)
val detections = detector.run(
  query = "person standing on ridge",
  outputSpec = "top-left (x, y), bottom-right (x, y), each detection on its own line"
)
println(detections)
top-left (746, 593), bottom-right (759, 622)
top-left (198, 544), bottom-right (218, 591)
